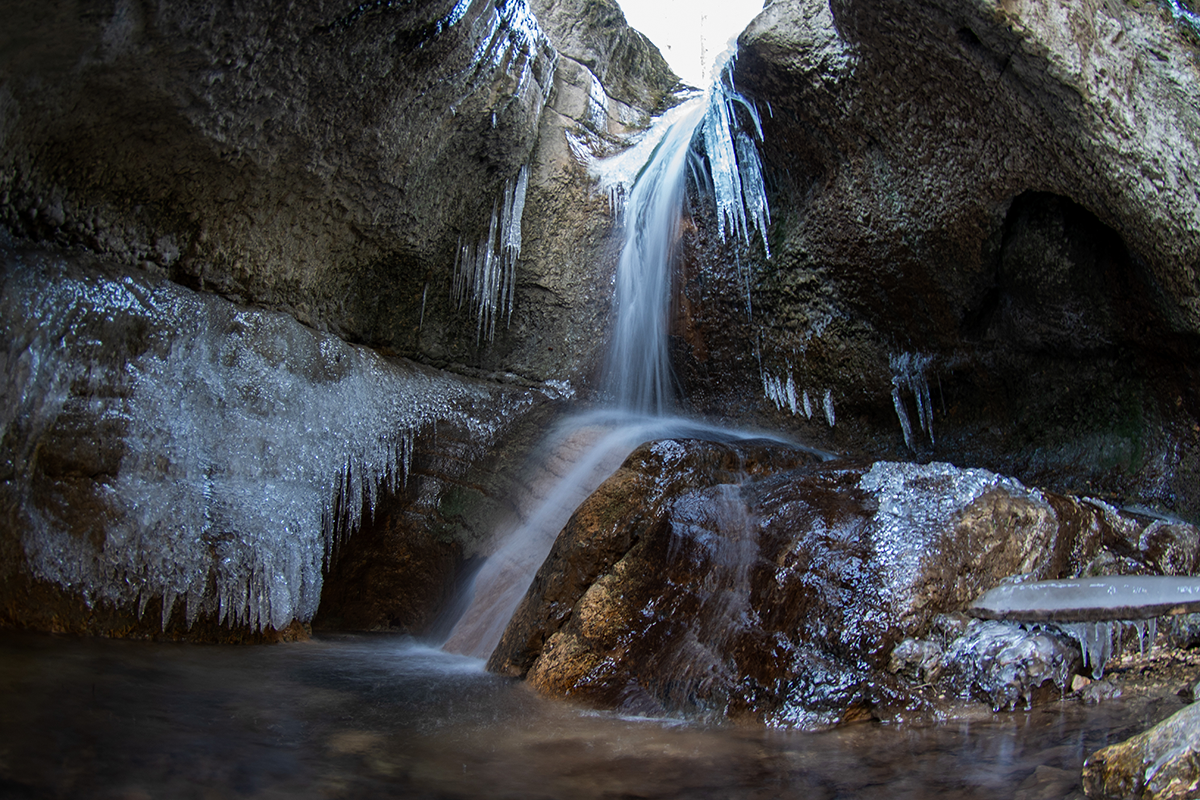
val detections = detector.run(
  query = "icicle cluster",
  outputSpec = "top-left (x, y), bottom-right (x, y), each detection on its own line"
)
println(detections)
top-left (1, 254), bottom-right (503, 632)
top-left (762, 368), bottom-right (800, 415)
top-left (1058, 619), bottom-right (1159, 679)
top-left (453, 165), bottom-right (529, 342)
top-left (760, 364), bottom-right (833, 427)
top-left (455, 0), bottom-right (556, 113)
top-left (890, 352), bottom-right (935, 450)
top-left (700, 55), bottom-right (771, 259)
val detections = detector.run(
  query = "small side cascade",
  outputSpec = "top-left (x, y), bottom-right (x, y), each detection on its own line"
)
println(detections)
top-left (453, 165), bottom-right (529, 343)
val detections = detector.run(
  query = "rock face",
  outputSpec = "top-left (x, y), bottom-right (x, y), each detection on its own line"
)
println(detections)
top-left (0, 0), bottom-right (673, 638)
top-left (0, 0), bottom-right (673, 385)
top-left (1083, 698), bottom-right (1200, 799)
top-left (489, 438), bottom-right (1197, 725)
top-left (673, 0), bottom-right (1200, 517)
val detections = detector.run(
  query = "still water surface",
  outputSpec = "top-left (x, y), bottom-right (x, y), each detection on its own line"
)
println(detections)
top-left (0, 631), bottom-right (1178, 799)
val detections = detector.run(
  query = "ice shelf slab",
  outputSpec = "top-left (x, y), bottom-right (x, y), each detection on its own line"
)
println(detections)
top-left (969, 576), bottom-right (1200, 622)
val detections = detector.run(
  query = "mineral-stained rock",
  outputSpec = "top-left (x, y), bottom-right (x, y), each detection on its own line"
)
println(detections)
top-left (1083, 698), bottom-right (1200, 799)
top-left (489, 440), bottom-right (1187, 726)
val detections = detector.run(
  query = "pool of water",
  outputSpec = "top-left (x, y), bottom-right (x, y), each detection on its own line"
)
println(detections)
top-left (0, 630), bottom-right (1182, 799)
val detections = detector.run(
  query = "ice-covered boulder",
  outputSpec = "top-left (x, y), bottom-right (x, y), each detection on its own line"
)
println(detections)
top-left (0, 238), bottom-right (548, 638)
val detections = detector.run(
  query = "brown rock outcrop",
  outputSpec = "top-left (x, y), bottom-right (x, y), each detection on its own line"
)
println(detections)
top-left (1083, 698), bottom-right (1200, 799)
top-left (490, 438), bottom-right (1198, 726)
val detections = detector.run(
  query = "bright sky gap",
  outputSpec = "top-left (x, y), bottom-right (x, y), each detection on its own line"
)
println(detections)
top-left (613, 0), bottom-right (765, 87)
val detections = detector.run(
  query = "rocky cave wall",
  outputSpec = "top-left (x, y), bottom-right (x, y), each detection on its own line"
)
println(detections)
top-left (2, 0), bottom-right (1199, 645)
top-left (674, 0), bottom-right (1200, 518)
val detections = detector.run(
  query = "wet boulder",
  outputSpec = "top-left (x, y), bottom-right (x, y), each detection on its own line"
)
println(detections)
top-left (488, 440), bottom-right (1163, 726)
top-left (1083, 698), bottom-right (1200, 800)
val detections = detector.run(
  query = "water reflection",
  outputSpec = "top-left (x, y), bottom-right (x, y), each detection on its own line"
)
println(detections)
top-left (0, 631), bottom-right (1178, 798)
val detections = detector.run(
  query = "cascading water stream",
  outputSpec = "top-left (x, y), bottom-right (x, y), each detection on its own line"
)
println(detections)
top-left (443, 56), bottom-right (780, 660)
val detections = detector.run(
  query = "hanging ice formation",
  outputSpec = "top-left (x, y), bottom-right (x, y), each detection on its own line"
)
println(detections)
top-left (1, 252), bottom-right (507, 633)
top-left (699, 56), bottom-right (771, 260)
top-left (970, 575), bottom-right (1200, 677)
top-left (891, 352), bottom-right (936, 450)
top-left (762, 366), bottom-right (800, 415)
top-left (442, 0), bottom-right (554, 342)
top-left (453, 165), bottom-right (530, 343)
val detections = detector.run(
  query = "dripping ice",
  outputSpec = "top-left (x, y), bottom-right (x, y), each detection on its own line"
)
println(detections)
top-left (449, 0), bottom-right (556, 341)
top-left (891, 352), bottom-right (935, 450)
top-left (454, 166), bottom-right (529, 343)
top-left (2, 253), bottom-right (502, 633)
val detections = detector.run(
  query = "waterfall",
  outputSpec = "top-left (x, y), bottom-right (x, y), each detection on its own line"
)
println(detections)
top-left (443, 56), bottom-right (778, 659)
top-left (603, 100), bottom-right (706, 415)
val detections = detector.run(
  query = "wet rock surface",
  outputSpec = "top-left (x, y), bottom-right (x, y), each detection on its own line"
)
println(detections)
top-left (490, 439), bottom-right (1200, 726)
top-left (1083, 695), bottom-right (1200, 799)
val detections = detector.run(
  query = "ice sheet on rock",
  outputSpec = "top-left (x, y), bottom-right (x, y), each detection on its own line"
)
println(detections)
top-left (942, 619), bottom-right (1080, 711)
top-left (1, 250), bottom-right (507, 632)
top-left (860, 462), bottom-right (1043, 612)
top-left (584, 70), bottom-right (609, 133)
top-left (969, 576), bottom-right (1200, 623)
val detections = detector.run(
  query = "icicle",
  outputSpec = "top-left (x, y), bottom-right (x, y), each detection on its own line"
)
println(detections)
top-left (453, 165), bottom-right (529, 342)
top-left (162, 588), bottom-right (177, 631)
top-left (803, 390), bottom-right (813, 419)
top-left (1061, 621), bottom-right (1115, 679)
top-left (892, 382), bottom-right (915, 451)
top-left (890, 352), bottom-right (935, 450)
top-left (418, 283), bottom-right (429, 332)
top-left (823, 389), bottom-right (836, 427)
